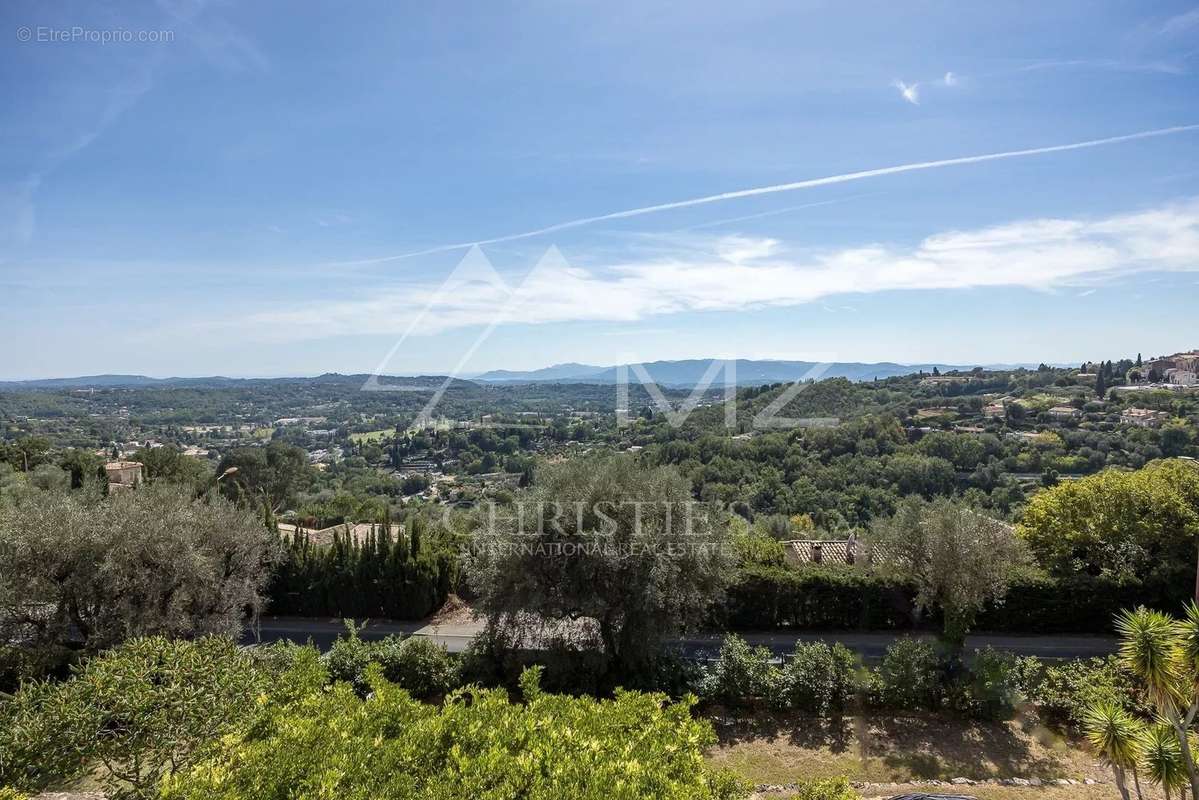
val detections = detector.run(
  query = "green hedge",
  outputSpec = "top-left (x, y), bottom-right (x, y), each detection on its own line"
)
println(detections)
top-left (723, 566), bottom-right (1192, 634)
top-left (976, 570), bottom-right (1190, 633)
top-left (723, 566), bottom-right (915, 630)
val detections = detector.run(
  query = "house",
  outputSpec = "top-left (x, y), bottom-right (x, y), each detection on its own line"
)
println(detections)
top-left (1146, 351), bottom-right (1199, 383)
top-left (398, 459), bottom-right (438, 473)
top-left (782, 536), bottom-right (883, 567)
top-left (104, 461), bottom-right (144, 491)
top-left (982, 403), bottom-right (1006, 418)
top-left (1047, 405), bottom-right (1081, 420)
top-left (916, 406), bottom-right (959, 419)
top-left (1166, 369), bottom-right (1197, 386)
top-left (1121, 407), bottom-right (1170, 428)
top-left (278, 522), bottom-right (404, 548)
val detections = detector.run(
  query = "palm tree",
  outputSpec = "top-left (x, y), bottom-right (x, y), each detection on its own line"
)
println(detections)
top-left (1141, 723), bottom-right (1188, 800)
top-left (1116, 605), bottom-right (1199, 800)
top-left (1084, 702), bottom-right (1145, 800)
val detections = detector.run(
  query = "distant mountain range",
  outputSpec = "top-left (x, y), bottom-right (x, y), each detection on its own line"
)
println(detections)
top-left (471, 359), bottom-right (1046, 386)
top-left (0, 359), bottom-right (1054, 391)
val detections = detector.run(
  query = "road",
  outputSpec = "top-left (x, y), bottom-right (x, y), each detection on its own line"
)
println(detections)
top-left (245, 617), bottom-right (1117, 661)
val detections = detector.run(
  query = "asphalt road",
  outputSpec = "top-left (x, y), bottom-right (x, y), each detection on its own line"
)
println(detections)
top-left (245, 617), bottom-right (1117, 661)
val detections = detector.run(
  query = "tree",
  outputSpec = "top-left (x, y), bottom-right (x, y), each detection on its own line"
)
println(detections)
top-left (1084, 701), bottom-right (1145, 800)
top-left (1019, 460), bottom-right (1199, 579)
top-left (0, 485), bottom-right (282, 671)
top-left (132, 445), bottom-right (211, 491)
top-left (57, 449), bottom-right (103, 490)
top-left (1108, 605), bottom-right (1199, 800)
top-left (215, 442), bottom-right (311, 511)
top-left (870, 498), bottom-right (1029, 651)
top-left (467, 456), bottom-right (734, 681)
top-left (1160, 422), bottom-right (1194, 458)
top-left (0, 437), bottom-right (51, 473)
top-left (1141, 723), bottom-right (1187, 800)
top-left (1096, 368), bottom-right (1108, 399)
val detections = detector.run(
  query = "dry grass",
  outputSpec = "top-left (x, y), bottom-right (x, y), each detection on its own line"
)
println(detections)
top-left (857, 785), bottom-right (1132, 800)
top-left (705, 710), bottom-right (1112, 787)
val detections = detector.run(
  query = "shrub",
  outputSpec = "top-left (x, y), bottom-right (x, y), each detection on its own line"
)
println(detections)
top-left (947, 647), bottom-right (1023, 720)
top-left (160, 667), bottom-right (749, 800)
top-left (791, 777), bottom-right (860, 800)
top-left (373, 636), bottom-right (458, 699)
top-left (458, 627), bottom-right (521, 688)
top-left (645, 648), bottom-right (707, 699)
top-left (0, 637), bottom-right (269, 798)
top-left (244, 639), bottom-right (314, 675)
top-left (777, 642), bottom-right (861, 715)
top-left (322, 620), bottom-right (376, 693)
top-left (700, 635), bottom-right (780, 708)
top-left (1014, 655), bottom-right (1148, 731)
top-left (875, 637), bottom-right (941, 710)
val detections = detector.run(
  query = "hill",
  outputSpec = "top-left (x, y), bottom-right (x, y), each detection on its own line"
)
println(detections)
top-left (474, 359), bottom-right (1039, 386)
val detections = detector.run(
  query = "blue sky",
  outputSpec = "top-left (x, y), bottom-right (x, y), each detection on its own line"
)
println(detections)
top-left (1, 1), bottom-right (1198, 379)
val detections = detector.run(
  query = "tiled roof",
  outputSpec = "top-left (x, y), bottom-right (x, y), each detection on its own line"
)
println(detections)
top-left (782, 539), bottom-right (885, 566)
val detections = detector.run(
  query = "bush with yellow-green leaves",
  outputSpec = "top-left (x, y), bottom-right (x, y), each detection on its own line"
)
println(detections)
top-left (1, 635), bottom-right (754, 800)
top-left (161, 664), bottom-right (747, 800)
top-left (0, 636), bottom-right (270, 799)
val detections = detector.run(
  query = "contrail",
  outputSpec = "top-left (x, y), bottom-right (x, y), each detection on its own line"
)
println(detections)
top-left (678, 193), bottom-right (881, 231)
top-left (334, 124), bottom-right (1199, 266)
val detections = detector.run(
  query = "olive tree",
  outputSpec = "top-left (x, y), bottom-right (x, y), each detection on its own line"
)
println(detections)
top-left (0, 484), bottom-right (281, 674)
top-left (870, 497), bottom-right (1029, 651)
top-left (466, 456), bottom-right (734, 680)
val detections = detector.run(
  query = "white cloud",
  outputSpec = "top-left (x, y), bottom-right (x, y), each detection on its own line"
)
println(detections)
top-left (240, 199), bottom-right (1199, 342)
top-left (892, 80), bottom-right (920, 104)
top-left (943, 71), bottom-right (959, 87)
top-left (1160, 7), bottom-right (1199, 36)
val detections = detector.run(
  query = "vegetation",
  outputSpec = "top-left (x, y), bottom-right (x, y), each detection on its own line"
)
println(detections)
top-left (322, 622), bottom-right (457, 699)
top-left (268, 515), bottom-right (457, 619)
top-left (1, 365), bottom-right (1197, 797)
top-left (0, 484), bottom-right (279, 684)
top-left (870, 497), bottom-right (1029, 650)
top-left (0, 637), bottom-right (268, 798)
top-left (467, 456), bottom-right (734, 683)
top-left (1020, 459), bottom-right (1199, 579)
top-left (1093, 605), bottom-right (1199, 800)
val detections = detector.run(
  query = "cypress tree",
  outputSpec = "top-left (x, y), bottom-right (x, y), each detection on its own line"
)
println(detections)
top-left (410, 516), bottom-right (423, 559)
